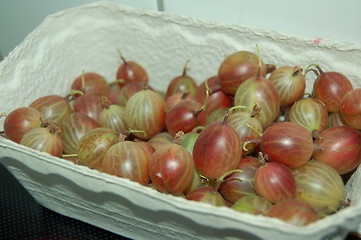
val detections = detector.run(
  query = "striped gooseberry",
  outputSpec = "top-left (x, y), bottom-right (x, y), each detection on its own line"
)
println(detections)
top-left (60, 112), bottom-right (99, 154)
top-left (29, 94), bottom-right (72, 123)
top-left (3, 107), bottom-right (44, 143)
top-left (77, 127), bottom-right (119, 170)
top-left (254, 161), bottom-right (296, 203)
top-left (292, 160), bottom-right (345, 215)
top-left (102, 137), bottom-right (150, 185)
top-left (20, 122), bottom-right (63, 157)
top-left (313, 126), bottom-right (361, 174)
top-left (149, 143), bottom-right (195, 194)
top-left (311, 65), bottom-right (353, 113)
top-left (260, 122), bottom-right (313, 168)
top-left (125, 89), bottom-right (166, 140)
top-left (268, 66), bottom-right (306, 107)
top-left (192, 111), bottom-right (242, 180)
top-left (288, 97), bottom-right (328, 134)
top-left (218, 50), bottom-right (267, 95)
top-left (166, 60), bottom-right (198, 98)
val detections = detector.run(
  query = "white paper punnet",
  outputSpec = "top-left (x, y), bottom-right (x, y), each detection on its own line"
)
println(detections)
top-left (1, 1), bottom-right (361, 239)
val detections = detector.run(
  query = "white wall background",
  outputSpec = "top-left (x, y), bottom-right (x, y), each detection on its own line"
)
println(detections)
top-left (0, 0), bottom-right (159, 59)
top-left (1, 0), bottom-right (360, 60)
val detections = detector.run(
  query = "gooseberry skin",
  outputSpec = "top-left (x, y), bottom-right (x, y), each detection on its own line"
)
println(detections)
top-left (218, 51), bottom-right (267, 95)
top-left (117, 82), bottom-right (148, 107)
top-left (234, 76), bottom-right (280, 128)
top-left (267, 199), bottom-right (319, 226)
top-left (116, 59), bottom-right (148, 88)
top-left (180, 131), bottom-right (200, 155)
top-left (149, 143), bottom-right (195, 194)
top-left (136, 141), bottom-right (155, 158)
top-left (254, 162), bottom-right (296, 203)
top-left (166, 63), bottom-right (198, 97)
top-left (71, 72), bottom-right (109, 97)
top-left (73, 94), bottom-right (103, 123)
top-left (102, 141), bottom-right (150, 185)
top-left (185, 186), bottom-right (226, 207)
top-left (313, 69), bottom-right (353, 113)
top-left (195, 76), bottom-right (233, 113)
top-left (107, 82), bottom-right (122, 105)
top-left (60, 113), bottom-right (99, 154)
top-left (340, 88), bottom-right (361, 130)
top-left (147, 132), bottom-right (174, 152)
top-left (183, 169), bottom-right (203, 195)
top-left (260, 122), bottom-right (313, 168)
top-left (327, 112), bottom-right (347, 128)
top-left (313, 126), bottom-right (361, 174)
top-left (165, 92), bottom-right (197, 112)
top-left (99, 105), bottom-right (128, 133)
top-left (3, 107), bottom-right (43, 143)
top-left (165, 99), bottom-right (207, 137)
top-left (29, 95), bottom-right (72, 123)
top-left (228, 111), bottom-right (263, 156)
top-left (232, 195), bottom-right (273, 215)
top-left (219, 156), bottom-right (260, 203)
top-left (125, 90), bottom-right (166, 140)
top-left (206, 108), bottom-right (229, 125)
top-left (20, 126), bottom-right (63, 158)
top-left (268, 66), bottom-right (306, 106)
top-left (292, 160), bottom-right (345, 215)
top-left (288, 98), bottom-right (328, 134)
top-left (77, 128), bottom-right (119, 170)
top-left (192, 119), bottom-right (242, 180)
top-left (167, 75), bottom-right (198, 98)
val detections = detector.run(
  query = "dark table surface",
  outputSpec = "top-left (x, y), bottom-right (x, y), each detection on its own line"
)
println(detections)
top-left (0, 163), bottom-right (130, 240)
top-left (0, 162), bottom-right (360, 240)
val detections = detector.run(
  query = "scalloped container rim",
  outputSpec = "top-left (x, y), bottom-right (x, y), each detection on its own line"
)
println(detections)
top-left (1, 1), bottom-right (361, 240)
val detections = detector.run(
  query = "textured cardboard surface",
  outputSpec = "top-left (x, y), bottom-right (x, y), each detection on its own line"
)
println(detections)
top-left (1, 1), bottom-right (361, 239)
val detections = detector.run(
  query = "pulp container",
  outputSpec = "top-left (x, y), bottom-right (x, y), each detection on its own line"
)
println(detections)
top-left (1, 2), bottom-right (361, 239)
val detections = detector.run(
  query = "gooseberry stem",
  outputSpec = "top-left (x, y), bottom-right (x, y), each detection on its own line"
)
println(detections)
top-left (191, 126), bottom-right (205, 133)
top-left (204, 78), bottom-right (213, 94)
top-left (174, 131), bottom-right (185, 145)
top-left (215, 169), bottom-right (244, 191)
top-left (243, 139), bottom-right (261, 152)
top-left (65, 90), bottom-right (84, 111)
top-left (116, 48), bottom-right (127, 65)
top-left (182, 59), bottom-right (190, 77)
top-left (194, 89), bottom-right (209, 116)
top-left (81, 70), bottom-right (86, 93)
top-left (227, 105), bottom-right (247, 113)
top-left (292, 66), bottom-right (303, 77)
top-left (304, 63), bottom-right (320, 78)
top-left (303, 92), bottom-right (313, 98)
top-left (107, 78), bottom-right (125, 86)
top-left (244, 123), bottom-right (263, 137)
top-left (101, 96), bottom-right (112, 109)
top-left (200, 89), bottom-right (209, 112)
top-left (181, 91), bottom-right (190, 100)
top-left (266, 64), bottom-right (276, 74)
top-left (315, 65), bottom-right (324, 75)
top-left (257, 151), bottom-right (268, 166)
top-left (48, 121), bottom-right (61, 135)
top-left (312, 130), bottom-right (322, 140)
top-left (69, 90), bottom-right (84, 96)
top-left (313, 144), bottom-right (324, 152)
top-left (250, 104), bottom-right (262, 118)
top-left (62, 153), bottom-right (78, 158)
top-left (222, 111), bottom-right (231, 125)
top-left (121, 129), bottom-right (147, 138)
top-left (256, 44), bottom-right (262, 78)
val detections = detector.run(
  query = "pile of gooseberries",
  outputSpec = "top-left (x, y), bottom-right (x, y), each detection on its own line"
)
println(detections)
top-left (2, 47), bottom-right (361, 227)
